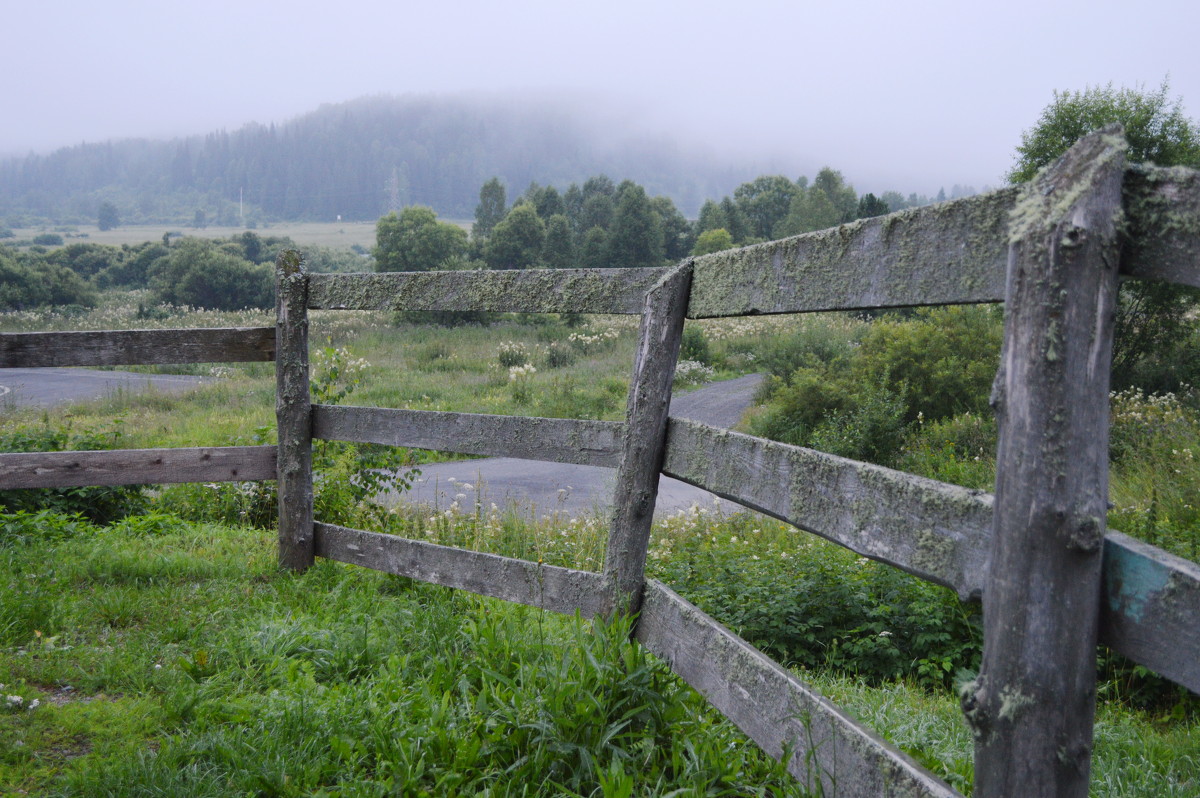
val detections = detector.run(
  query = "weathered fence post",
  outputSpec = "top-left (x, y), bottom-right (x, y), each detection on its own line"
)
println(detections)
top-left (963, 127), bottom-right (1126, 797)
top-left (603, 261), bottom-right (693, 615)
top-left (275, 250), bottom-right (315, 571)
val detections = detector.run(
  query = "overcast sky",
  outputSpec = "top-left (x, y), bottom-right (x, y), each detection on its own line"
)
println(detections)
top-left (4, 0), bottom-right (1198, 196)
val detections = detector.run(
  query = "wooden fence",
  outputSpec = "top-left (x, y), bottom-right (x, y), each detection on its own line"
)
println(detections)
top-left (2, 127), bottom-right (1199, 797)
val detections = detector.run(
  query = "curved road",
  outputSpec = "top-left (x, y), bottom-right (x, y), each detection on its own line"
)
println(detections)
top-left (2, 365), bottom-right (765, 519)
top-left (394, 374), bottom-right (763, 519)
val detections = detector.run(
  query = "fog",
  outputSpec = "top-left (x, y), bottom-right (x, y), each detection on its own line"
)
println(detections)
top-left (4, 0), bottom-right (1198, 195)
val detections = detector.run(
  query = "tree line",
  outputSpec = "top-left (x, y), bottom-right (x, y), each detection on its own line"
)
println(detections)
top-left (375, 169), bottom-right (941, 273)
top-left (0, 96), bottom-right (750, 227)
top-left (0, 232), bottom-right (365, 313)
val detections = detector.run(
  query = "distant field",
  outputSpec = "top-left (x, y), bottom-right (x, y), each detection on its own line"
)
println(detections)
top-left (10, 218), bottom-right (472, 251)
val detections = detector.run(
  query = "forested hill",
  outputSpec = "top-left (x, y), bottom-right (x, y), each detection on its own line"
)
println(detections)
top-left (0, 95), bottom-right (751, 225)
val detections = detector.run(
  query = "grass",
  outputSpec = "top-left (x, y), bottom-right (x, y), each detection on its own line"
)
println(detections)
top-left (0, 519), bottom-right (804, 797)
top-left (4, 297), bottom-right (1200, 794)
top-left (8, 221), bottom-right (399, 252)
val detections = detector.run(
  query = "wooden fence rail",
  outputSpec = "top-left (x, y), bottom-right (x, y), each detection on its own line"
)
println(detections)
top-left (0, 326), bottom-right (275, 367)
top-left (3, 127), bottom-right (1199, 797)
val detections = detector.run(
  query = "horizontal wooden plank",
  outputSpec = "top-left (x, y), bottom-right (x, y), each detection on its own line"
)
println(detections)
top-left (0, 327), bottom-right (276, 368)
top-left (307, 268), bottom-right (666, 314)
top-left (661, 419), bottom-right (992, 600)
top-left (687, 188), bottom-right (1018, 317)
top-left (661, 420), bottom-right (1200, 691)
top-left (312, 405), bottom-right (624, 466)
top-left (636, 580), bottom-right (961, 797)
top-left (686, 163), bottom-right (1200, 317)
top-left (314, 522), bottom-right (609, 617)
top-left (1122, 163), bottom-right (1200, 288)
top-left (1100, 531), bottom-right (1200, 694)
top-left (0, 445), bottom-right (277, 488)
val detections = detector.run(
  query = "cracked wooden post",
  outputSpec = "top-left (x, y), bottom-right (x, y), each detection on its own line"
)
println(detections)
top-left (275, 250), bottom-right (314, 571)
top-left (603, 261), bottom-right (693, 615)
top-left (963, 127), bottom-right (1126, 797)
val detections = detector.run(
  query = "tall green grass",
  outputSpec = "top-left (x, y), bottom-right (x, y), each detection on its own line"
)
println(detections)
top-left (1, 518), bottom-right (802, 796)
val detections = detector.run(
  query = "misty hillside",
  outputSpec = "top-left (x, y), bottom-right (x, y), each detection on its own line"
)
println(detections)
top-left (0, 96), bottom-right (755, 225)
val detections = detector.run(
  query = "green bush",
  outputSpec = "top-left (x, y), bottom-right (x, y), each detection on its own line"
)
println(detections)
top-left (0, 248), bottom-right (96, 310)
top-left (0, 420), bottom-right (146, 524)
top-left (648, 513), bottom-right (981, 690)
top-left (749, 307), bottom-right (1002, 465)
top-left (31, 233), bottom-right (63, 246)
top-left (148, 238), bottom-right (272, 310)
top-left (896, 412), bottom-right (997, 490)
top-left (48, 242), bottom-right (122, 278)
top-left (680, 324), bottom-right (714, 365)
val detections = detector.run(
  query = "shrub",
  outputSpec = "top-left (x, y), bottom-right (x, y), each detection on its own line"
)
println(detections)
top-left (647, 511), bottom-right (982, 690)
top-left (680, 324), bottom-right (713, 365)
top-left (0, 420), bottom-right (146, 524)
top-left (749, 307), bottom-right (1002, 465)
top-left (896, 412), bottom-right (997, 490)
top-left (496, 341), bottom-right (530, 369)
top-left (0, 248), bottom-right (96, 310)
top-left (673, 360), bottom-right (716, 388)
top-left (149, 238), bottom-right (272, 310)
top-left (31, 233), bottom-right (63, 246)
top-left (48, 242), bottom-right (122, 278)
top-left (543, 341), bottom-right (576, 369)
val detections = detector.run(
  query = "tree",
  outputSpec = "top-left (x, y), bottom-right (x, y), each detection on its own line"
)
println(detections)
top-left (542, 214), bottom-right (575, 269)
top-left (374, 206), bottom-right (469, 272)
top-left (1009, 80), bottom-right (1200, 183)
top-left (1009, 80), bottom-right (1200, 392)
top-left (525, 183), bottom-right (565, 220)
top-left (607, 181), bottom-right (663, 269)
top-left (719, 197), bottom-right (753, 244)
top-left (485, 203), bottom-right (545, 270)
top-left (734, 175), bottom-right (799, 240)
top-left (811, 167), bottom-right (858, 222)
top-left (695, 200), bottom-right (727, 235)
top-left (148, 238), bottom-right (272, 310)
top-left (856, 193), bottom-right (890, 219)
top-left (0, 248), bottom-right (96, 310)
top-left (693, 228), bottom-right (735, 256)
top-left (49, 243), bottom-right (122, 279)
top-left (473, 178), bottom-right (507, 240)
top-left (97, 201), bottom-right (119, 231)
top-left (650, 195), bottom-right (693, 260)
top-left (579, 226), bottom-right (609, 270)
top-left (776, 168), bottom-right (859, 236)
top-left (578, 193), bottom-right (615, 233)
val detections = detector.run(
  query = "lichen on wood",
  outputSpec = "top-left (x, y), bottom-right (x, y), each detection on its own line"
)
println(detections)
top-left (687, 188), bottom-right (1017, 318)
top-left (661, 418), bottom-right (992, 600)
top-left (307, 268), bottom-right (665, 315)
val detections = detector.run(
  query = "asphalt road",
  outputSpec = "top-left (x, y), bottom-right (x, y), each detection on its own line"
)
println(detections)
top-left (1, 364), bottom-right (764, 520)
top-left (395, 374), bottom-right (764, 519)
top-left (0, 367), bottom-right (211, 408)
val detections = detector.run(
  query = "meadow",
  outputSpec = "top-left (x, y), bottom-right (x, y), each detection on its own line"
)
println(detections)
top-left (2, 295), bottom-right (1199, 795)
top-left (7, 220), bottom-right (471, 254)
